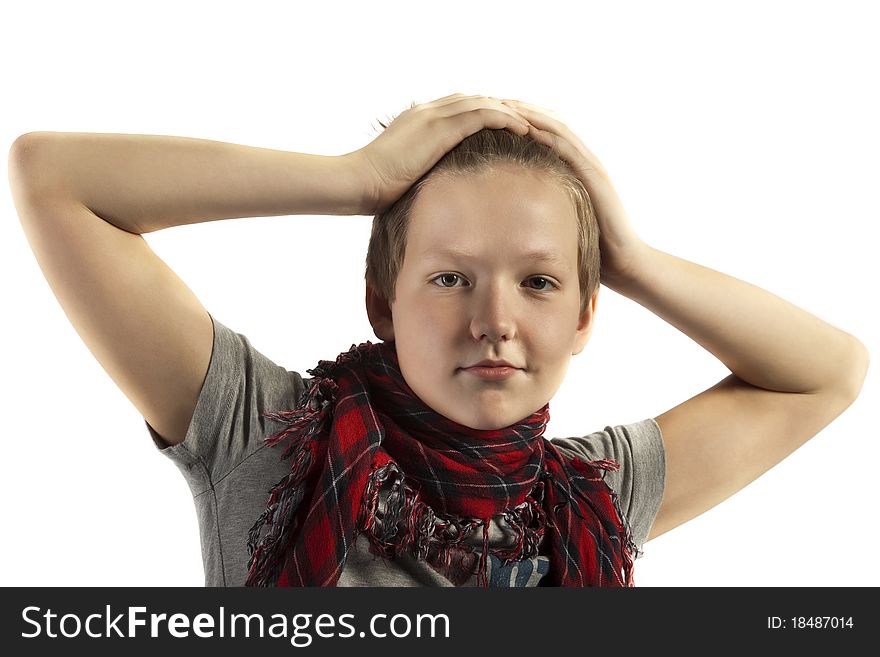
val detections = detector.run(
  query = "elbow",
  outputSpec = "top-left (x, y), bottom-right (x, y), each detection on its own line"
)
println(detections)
top-left (9, 132), bottom-right (55, 198)
top-left (9, 132), bottom-right (49, 170)
top-left (839, 337), bottom-right (869, 403)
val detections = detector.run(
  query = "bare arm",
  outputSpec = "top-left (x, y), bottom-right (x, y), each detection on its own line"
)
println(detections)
top-left (9, 132), bottom-right (366, 447)
top-left (9, 95), bottom-right (529, 447)
top-left (12, 131), bottom-right (367, 234)
top-left (612, 246), bottom-right (868, 540)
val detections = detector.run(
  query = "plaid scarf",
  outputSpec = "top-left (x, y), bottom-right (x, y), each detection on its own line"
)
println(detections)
top-left (245, 339), bottom-right (638, 587)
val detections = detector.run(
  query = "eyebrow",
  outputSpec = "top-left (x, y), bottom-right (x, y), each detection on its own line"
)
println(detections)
top-left (421, 248), bottom-right (570, 268)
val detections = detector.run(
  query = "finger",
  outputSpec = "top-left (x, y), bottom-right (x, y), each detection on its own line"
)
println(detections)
top-left (424, 93), bottom-right (481, 108)
top-left (501, 101), bottom-right (569, 135)
top-left (523, 125), bottom-right (586, 169)
top-left (448, 107), bottom-right (532, 137)
top-left (503, 102), bottom-right (604, 167)
top-left (437, 95), bottom-right (511, 115)
top-left (403, 94), bottom-right (476, 114)
top-left (526, 124), bottom-right (608, 180)
top-left (500, 99), bottom-right (565, 122)
top-left (439, 97), bottom-right (532, 129)
top-left (528, 128), bottom-right (604, 183)
top-left (500, 101), bottom-right (581, 148)
top-left (433, 92), bottom-right (468, 102)
top-left (424, 93), bottom-right (507, 109)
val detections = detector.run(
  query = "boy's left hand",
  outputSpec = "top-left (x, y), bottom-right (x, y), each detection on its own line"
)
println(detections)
top-left (501, 99), bottom-right (647, 288)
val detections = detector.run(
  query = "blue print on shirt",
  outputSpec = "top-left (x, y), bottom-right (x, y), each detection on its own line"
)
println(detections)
top-left (486, 554), bottom-right (550, 587)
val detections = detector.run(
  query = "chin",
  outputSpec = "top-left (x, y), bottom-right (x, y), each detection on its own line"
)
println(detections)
top-left (462, 413), bottom-right (520, 432)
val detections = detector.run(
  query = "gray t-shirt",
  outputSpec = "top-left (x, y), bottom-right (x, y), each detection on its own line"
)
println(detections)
top-left (146, 313), bottom-right (666, 586)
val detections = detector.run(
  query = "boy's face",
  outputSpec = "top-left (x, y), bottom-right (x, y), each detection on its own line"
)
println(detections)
top-left (367, 164), bottom-right (598, 431)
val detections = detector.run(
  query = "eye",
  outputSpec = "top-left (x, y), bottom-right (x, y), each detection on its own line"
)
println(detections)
top-left (431, 273), bottom-right (468, 288)
top-left (430, 274), bottom-right (558, 291)
top-left (525, 276), bottom-right (557, 291)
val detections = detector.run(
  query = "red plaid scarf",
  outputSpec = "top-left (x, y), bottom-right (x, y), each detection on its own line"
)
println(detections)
top-left (245, 339), bottom-right (638, 587)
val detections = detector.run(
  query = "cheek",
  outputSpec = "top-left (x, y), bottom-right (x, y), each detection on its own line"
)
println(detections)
top-left (406, 299), bottom-right (457, 334)
top-left (422, 302), bottom-right (451, 323)
top-left (529, 322), bottom-right (579, 369)
top-left (395, 305), bottom-right (447, 358)
top-left (531, 314), bottom-right (569, 345)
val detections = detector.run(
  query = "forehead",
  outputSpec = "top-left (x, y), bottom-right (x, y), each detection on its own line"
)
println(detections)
top-left (408, 167), bottom-right (578, 265)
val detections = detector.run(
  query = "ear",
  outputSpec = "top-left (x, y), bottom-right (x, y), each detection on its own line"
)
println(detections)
top-left (572, 286), bottom-right (600, 356)
top-left (365, 284), bottom-right (396, 342)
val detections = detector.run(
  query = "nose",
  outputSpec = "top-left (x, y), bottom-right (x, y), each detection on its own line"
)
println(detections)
top-left (468, 280), bottom-right (517, 342)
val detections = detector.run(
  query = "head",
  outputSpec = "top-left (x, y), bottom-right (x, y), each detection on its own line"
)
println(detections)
top-left (364, 127), bottom-right (600, 430)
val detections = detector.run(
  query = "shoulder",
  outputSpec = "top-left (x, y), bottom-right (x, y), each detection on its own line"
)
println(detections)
top-left (550, 419), bottom-right (666, 553)
top-left (551, 418), bottom-right (664, 467)
top-left (206, 314), bottom-right (309, 408)
top-left (150, 314), bottom-right (309, 470)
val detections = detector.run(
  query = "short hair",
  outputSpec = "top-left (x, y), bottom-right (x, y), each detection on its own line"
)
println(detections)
top-left (364, 126), bottom-right (601, 317)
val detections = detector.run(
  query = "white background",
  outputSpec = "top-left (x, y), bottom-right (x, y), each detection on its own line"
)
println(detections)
top-left (1, 0), bottom-right (877, 587)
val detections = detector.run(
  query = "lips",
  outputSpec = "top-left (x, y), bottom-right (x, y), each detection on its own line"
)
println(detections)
top-left (468, 359), bottom-right (518, 369)
top-left (461, 363), bottom-right (521, 381)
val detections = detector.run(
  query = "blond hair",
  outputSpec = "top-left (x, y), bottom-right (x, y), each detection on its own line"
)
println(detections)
top-left (364, 127), bottom-right (600, 317)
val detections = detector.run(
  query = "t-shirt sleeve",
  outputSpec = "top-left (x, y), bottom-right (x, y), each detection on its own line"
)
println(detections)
top-left (144, 312), bottom-right (309, 489)
top-left (550, 419), bottom-right (665, 558)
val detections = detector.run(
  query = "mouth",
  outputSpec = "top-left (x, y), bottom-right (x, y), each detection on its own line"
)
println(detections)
top-left (460, 365), bottom-right (520, 381)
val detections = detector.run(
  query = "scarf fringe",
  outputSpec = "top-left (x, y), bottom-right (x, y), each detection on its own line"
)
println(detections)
top-left (258, 340), bottom-right (373, 456)
top-left (245, 451), bottom-right (310, 587)
top-left (357, 461), bottom-right (552, 587)
top-left (547, 452), bottom-right (640, 585)
top-left (246, 364), bottom-right (345, 587)
top-left (576, 455), bottom-right (641, 583)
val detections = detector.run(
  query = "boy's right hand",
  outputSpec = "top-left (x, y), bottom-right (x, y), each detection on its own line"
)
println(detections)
top-left (349, 93), bottom-right (532, 215)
